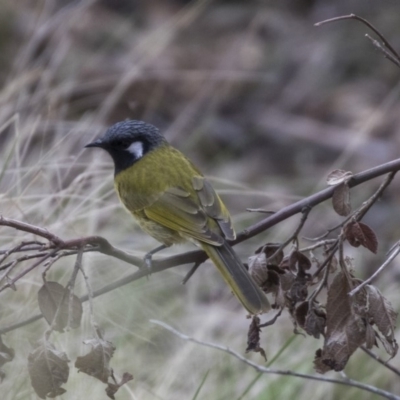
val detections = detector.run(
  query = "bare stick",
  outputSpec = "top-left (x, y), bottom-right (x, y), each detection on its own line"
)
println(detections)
top-left (361, 346), bottom-right (400, 377)
top-left (264, 206), bottom-right (311, 264)
top-left (315, 14), bottom-right (400, 63)
top-left (150, 320), bottom-right (400, 400)
top-left (365, 34), bottom-right (400, 69)
top-left (79, 256), bottom-right (99, 337)
top-left (67, 248), bottom-right (83, 329)
top-left (349, 243), bottom-right (400, 297)
top-left (1, 159), bottom-right (400, 333)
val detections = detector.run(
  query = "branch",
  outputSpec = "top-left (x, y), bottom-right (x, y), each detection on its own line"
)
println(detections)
top-left (238, 158), bottom-right (400, 241)
top-left (315, 14), bottom-right (400, 69)
top-left (150, 320), bottom-right (400, 400)
top-left (1, 158), bottom-right (400, 334)
top-left (349, 243), bottom-right (400, 297)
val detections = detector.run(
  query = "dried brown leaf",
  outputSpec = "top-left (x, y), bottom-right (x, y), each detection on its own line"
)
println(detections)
top-left (358, 222), bottom-right (378, 254)
top-left (289, 250), bottom-right (312, 273)
top-left (248, 253), bottom-right (269, 286)
top-left (326, 169), bottom-right (353, 186)
top-left (260, 269), bottom-right (280, 294)
top-left (294, 301), bottom-right (308, 328)
top-left (105, 373), bottom-right (134, 400)
top-left (365, 324), bottom-right (376, 349)
top-left (305, 307), bottom-right (326, 339)
top-left (246, 316), bottom-right (267, 361)
top-left (345, 222), bottom-right (378, 254)
top-left (75, 338), bottom-right (115, 383)
top-left (38, 281), bottom-right (82, 332)
top-left (279, 270), bottom-right (295, 291)
top-left (28, 341), bottom-right (69, 399)
top-left (332, 183), bottom-right (351, 216)
top-left (288, 279), bottom-right (308, 304)
top-left (315, 272), bottom-right (366, 373)
top-left (295, 302), bottom-right (326, 338)
top-left (255, 243), bottom-right (284, 266)
top-left (365, 285), bottom-right (398, 357)
top-left (314, 349), bottom-right (331, 374)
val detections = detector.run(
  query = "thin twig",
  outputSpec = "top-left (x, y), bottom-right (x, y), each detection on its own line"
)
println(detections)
top-left (0, 250), bottom-right (58, 293)
top-left (79, 256), bottom-right (99, 337)
top-left (354, 171), bottom-right (397, 222)
top-left (299, 239), bottom-right (337, 253)
top-left (365, 34), bottom-right (400, 69)
top-left (67, 248), bottom-right (83, 329)
top-left (259, 308), bottom-right (283, 328)
top-left (182, 261), bottom-right (201, 285)
top-left (237, 158), bottom-right (400, 242)
top-left (361, 346), bottom-right (400, 377)
top-left (315, 14), bottom-right (400, 64)
top-left (265, 206), bottom-right (311, 264)
top-left (349, 244), bottom-right (400, 297)
top-left (150, 320), bottom-right (400, 400)
top-left (0, 216), bottom-right (64, 246)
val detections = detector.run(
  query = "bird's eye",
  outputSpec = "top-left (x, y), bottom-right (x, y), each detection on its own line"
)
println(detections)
top-left (113, 139), bottom-right (130, 148)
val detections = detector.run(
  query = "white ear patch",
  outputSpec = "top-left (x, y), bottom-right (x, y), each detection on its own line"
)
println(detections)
top-left (127, 141), bottom-right (144, 159)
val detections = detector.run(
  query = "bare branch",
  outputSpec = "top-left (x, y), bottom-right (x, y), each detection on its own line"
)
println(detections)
top-left (361, 346), bottom-right (400, 377)
top-left (150, 320), bottom-right (400, 400)
top-left (315, 14), bottom-right (400, 69)
top-left (237, 158), bottom-right (400, 241)
top-left (349, 243), bottom-right (400, 297)
top-left (1, 159), bottom-right (400, 334)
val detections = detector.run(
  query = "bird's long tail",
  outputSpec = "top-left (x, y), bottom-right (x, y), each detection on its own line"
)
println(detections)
top-left (201, 241), bottom-right (270, 314)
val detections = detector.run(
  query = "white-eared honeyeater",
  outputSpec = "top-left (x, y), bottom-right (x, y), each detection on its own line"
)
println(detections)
top-left (85, 120), bottom-right (270, 314)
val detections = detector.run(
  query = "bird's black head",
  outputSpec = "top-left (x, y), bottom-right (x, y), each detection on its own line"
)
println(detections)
top-left (85, 120), bottom-right (167, 175)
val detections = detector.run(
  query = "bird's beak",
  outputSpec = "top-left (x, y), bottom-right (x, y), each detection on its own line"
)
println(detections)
top-left (85, 139), bottom-right (104, 149)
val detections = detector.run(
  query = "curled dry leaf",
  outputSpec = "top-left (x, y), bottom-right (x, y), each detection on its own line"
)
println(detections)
top-left (38, 281), bottom-right (83, 332)
top-left (287, 277), bottom-right (308, 304)
top-left (294, 302), bottom-right (326, 339)
top-left (75, 338), bottom-right (116, 383)
top-left (255, 243), bottom-right (284, 266)
top-left (326, 169), bottom-right (353, 186)
top-left (304, 307), bottom-right (326, 339)
top-left (248, 252), bottom-right (269, 287)
top-left (106, 373), bottom-right (134, 400)
top-left (345, 222), bottom-right (378, 254)
top-left (246, 316), bottom-right (267, 361)
top-left (315, 272), bottom-right (366, 373)
top-left (332, 182), bottom-right (351, 216)
top-left (294, 301), bottom-right (309, 328)
top-left (28, 340), bottom-right (69, 399)
top-left (365, 285), bottom-right (398, 357)
top-left (289, 250), bottom-right (312, 274)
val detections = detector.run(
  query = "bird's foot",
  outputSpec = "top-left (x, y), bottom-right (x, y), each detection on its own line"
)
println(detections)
top-left (142, 252), bottom-right (154, 273)
top-left (141, 244), bottom-right (167, 274)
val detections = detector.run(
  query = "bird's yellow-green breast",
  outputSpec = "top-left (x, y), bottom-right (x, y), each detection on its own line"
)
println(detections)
top-left (114, 143), bottom-right (202, 212)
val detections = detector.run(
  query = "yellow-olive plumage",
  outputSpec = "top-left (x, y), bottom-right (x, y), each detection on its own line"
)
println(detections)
top-left (86, 120), bottom-right (270, 314)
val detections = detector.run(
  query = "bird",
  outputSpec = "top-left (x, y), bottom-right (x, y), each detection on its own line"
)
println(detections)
top-left (85, 120), bottom-right (270, 314)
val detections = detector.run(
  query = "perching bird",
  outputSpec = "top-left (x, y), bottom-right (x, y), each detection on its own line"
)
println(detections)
top-left (85, 120), bottom-right (270, 314)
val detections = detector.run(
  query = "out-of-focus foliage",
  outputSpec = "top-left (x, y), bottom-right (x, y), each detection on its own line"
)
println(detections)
top-left (0, 1), bottom-right (400, 399)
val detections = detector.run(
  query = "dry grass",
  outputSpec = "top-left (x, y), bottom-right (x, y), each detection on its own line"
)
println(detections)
top-left (0, 1), bottom-right (400, 399)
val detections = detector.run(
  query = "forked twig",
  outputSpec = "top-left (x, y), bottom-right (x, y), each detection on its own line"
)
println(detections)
top-left (315, 14), bottom-right (400, 69)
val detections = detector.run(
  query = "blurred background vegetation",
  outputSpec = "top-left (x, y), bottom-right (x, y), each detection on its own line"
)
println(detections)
top-left (0, 0), bottom-right (400, 399)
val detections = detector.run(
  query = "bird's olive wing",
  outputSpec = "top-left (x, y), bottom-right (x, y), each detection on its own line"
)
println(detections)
top-left (192, 176), bottom-right (236, 241)
top-left (144, 187), bottom-right (224, 246)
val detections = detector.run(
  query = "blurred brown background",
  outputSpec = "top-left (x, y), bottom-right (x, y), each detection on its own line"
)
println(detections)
top-left (1, 1), bottom-right (400, 399)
